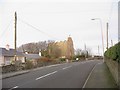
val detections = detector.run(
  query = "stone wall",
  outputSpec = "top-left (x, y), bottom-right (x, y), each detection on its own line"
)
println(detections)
top-left (1, 65), bottom-right (17, 73)
top-left (105, 59), bottom-right (119, 87)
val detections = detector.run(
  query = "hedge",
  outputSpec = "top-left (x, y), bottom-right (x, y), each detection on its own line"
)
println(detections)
top-left (104, 42), bottom-right (120, 62)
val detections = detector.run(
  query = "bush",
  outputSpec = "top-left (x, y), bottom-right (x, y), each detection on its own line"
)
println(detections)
top-left (104, 42), bottom-right (120, 62)
top-left (2, 65), bottom-right (16, 73)
top-left (59, 58), bottom-right (66, 62)
top-left (111, 45), bottom-right (117, 60)
top-left (25, 60), bottom-right (34, 69)
top-left (36, 57), bottom-right (55, 67)
top-left (40, 57), bottom-right (52, 62)
top-left (116, 42), bottom-right (120, 62)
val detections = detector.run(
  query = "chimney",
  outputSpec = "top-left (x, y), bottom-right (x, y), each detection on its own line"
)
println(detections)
top-left (39, 51), bottom-right (41, 56)
top-left (6, 44), bottom-right (10, 50)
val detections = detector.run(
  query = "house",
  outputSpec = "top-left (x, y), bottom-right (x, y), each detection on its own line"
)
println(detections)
top-left (24, 54), bottom-right (40, 60)
top-left (24, 53), bottom-right (41, 65)
top-left (0, 46), bottom-right (25, 66)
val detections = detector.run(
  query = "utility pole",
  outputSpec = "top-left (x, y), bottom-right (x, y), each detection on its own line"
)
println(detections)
top-left (98, 45), bottom-right (100, 56)
top-left (84, 44), bottom-right (86, 51)
top-left (111, 40), bottom-right (113, 47)
top-left (22, 45), bottom-right (25, 53)
top-left (14, 12), bottom-right (17, 61)
top-left (106, 23), bottom-right (109, 50)
top-left (84, 44), bottom-right (87, 60)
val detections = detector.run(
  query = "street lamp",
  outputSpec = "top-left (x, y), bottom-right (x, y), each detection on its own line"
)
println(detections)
top-left (91, 18), bottom-right (104, 62)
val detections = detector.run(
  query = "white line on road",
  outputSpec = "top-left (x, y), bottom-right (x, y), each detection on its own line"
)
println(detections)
top-left (46, 64), bottom-right (61, 68)
top-left (35, 71), bottom-right (57, 80)
top-left (9, 86), bottom-right (19, 90)
top-left (32, 64), bottom-right (61, 71)
top-left (62, 66), bottom-right (72, 70)
top-left (82, 63), bottom-right (98, 88)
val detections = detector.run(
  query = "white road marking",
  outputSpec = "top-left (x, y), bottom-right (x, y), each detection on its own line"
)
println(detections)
top-left (9, 86), bottom-right (19, 90)
top-left (82, 63), bottom-right (98, 88)
top-left (32, 64), bottom-right (61, 71)
top-left (46, 64), bottom-right (61, 68)
top-left (36, 71), bottom-right (57, 80)
top-left (62, 66), bottom-right (72, 70)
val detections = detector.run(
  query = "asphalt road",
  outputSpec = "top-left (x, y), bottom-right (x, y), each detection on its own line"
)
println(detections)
top-left (2, 60), bottom-right (101, 89)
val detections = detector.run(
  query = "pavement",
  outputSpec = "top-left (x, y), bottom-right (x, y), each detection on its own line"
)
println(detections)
top-left (84, 62), bottom-right (118, 88)
top-left (1, 60), bottom-right (118, 89)
top-left (1, 70), bottom-right (30, 80)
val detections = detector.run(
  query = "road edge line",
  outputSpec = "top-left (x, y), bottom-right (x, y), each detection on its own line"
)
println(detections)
top-left (9, 86), bottom-right (19, 90)
top-left (82, 63), bottom-right (98, 88)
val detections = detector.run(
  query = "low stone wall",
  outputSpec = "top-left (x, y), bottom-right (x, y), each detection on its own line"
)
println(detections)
top-left (105, 59), bottom-right (119, 87)
top-left (1, 65), bottom-right (17, 73)
top-left (1, 60), bottom-right (66, 74)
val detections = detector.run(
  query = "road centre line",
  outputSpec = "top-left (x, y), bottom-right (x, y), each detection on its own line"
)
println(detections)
top-left (62, 66), bottom-right (72, 70)
top-left (32, 64), bottom-right (61, 71)
top-left (35, 71), bottom-right (57, 80)
top-left (46, 64), bottom-right (61, 68)
top-left (9, 71), bottom-right (58, 89)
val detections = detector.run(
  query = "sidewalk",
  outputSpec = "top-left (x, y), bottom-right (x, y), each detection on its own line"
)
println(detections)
top-left (0, 70), bottom-right (30, 79)
top-left (84, 62), bottom-right (118, 88)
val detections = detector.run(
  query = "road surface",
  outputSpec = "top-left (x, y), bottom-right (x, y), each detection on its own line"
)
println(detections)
top-left (2, 60), bottom-right (101, 89)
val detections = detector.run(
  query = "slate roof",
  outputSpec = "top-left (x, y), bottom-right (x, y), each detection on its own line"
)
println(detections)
top-left (24, 54), bottom-right (40, 59)
top-left (0, 48), bottom-right (24, 57)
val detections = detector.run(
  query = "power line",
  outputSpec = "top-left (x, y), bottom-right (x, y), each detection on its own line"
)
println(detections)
top-left (0, 19), bottom-right (12, 38)
top-left (18, 17), bottom-right (59, 40)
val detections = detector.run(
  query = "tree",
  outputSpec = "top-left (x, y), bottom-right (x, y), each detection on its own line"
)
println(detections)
top-left (47, 42), bottom-right (61, 58)
top-left (75, 48), bottom-right (82, 55)
top-left (18, 41), bottom-right (48, 54)
top-left (86, 47), bottom-right (92, 57)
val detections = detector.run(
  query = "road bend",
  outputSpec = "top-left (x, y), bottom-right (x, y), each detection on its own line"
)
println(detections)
top-left (2, 60), bottom-right (102, 89)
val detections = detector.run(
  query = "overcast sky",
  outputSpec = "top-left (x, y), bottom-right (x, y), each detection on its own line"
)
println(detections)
top-left (0, 0), bottom-right (118, 55)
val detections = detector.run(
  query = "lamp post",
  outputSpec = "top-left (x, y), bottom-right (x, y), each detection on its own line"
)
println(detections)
top-left (91, 18), bottom-right (104, 62)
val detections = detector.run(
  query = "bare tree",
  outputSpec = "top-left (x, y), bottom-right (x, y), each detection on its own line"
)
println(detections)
top-left (86, 48), bottom-right (92, 57)
top-left (18, 41), bottom-right (48, 54)
top-left (75, 48), bottom-right (82, 55)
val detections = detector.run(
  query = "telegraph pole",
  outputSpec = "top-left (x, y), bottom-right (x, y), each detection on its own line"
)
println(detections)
top-left (106, 23), bottom-right (109, 50)
top-left (84, 44), bottom-right (87, 60)
top-left (98, 45), bottom-right (100, 56)
top-left (111, 40), bottom-right (113, 47)
top-left (14, 12), bottom-right (17, 61)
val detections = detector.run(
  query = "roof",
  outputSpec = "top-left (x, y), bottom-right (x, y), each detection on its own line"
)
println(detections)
top-left (0, 48), bottom-right (24, 57)
top-left (24, 54), bottom-right (40, 59)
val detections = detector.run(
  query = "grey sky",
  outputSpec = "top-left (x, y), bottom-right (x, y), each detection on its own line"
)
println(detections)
top-left (0, 0), bottom-right (118, 55)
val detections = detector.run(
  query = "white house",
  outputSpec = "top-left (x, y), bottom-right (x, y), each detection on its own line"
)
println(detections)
top-left (0, 47), bottom-right (25, 66)
top-left (24, 51), bottom-right (41, 65)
